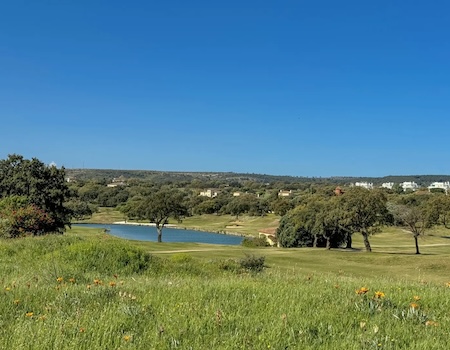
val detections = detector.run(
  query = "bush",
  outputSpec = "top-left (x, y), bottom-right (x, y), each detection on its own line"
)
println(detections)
top-left (239, 254), bottom-right (266, 273)
top-left (241, 237), bottom-right (269, 247)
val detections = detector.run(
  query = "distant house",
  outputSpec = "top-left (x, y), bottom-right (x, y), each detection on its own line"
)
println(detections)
top-left (354, 182), bottom-right (373, 189)
top-left (381, 182), bottom-right (395, 189)
top-left (428, 182), bottom-right (450, 193)
top-left (112, 176), bottom-right (127, 183)
top-left (401, 182), bottom-right (419, 191)
top-left (258, 228), bottom-right (278, 246)
top-left (107, 182), bottom-right (126, 188)
top-left (233, 191), bottom-right (243, 197)
top-left (199, 189), bottom-right (221, 198)
top-left (278, 190), bottom-right (293, 197)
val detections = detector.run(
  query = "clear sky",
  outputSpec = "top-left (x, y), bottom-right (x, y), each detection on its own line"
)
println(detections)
top-left (1, 0), bottom-right (449, 177)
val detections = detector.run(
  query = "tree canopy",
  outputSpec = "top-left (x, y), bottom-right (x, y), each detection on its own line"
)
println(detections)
top-left (0, 154), bottom-right (72, 236)
top-left (120, 188), bottom-right (188, 242)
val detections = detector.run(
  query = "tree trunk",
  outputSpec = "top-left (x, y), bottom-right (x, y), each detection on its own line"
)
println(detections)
top-left (414, 235), bottom-right (420, 254)
top-left (156, 224), bottom-right (162, 243)
top-left (326, 236), bottom-right (331, 250)
top-left (361, 231), bottom-right (372, 252)
top-left (313, 234), bottom-right (318, 248)
top-left (346, 234), bottom-right (352, 249)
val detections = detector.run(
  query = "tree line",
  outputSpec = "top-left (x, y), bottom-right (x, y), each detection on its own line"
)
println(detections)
top-left (2, 154), bottom-right (450, 250)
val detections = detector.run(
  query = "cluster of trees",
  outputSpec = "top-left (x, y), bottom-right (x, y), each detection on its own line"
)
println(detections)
top-left (0, 155), bottom-right (72, 237)
top-left (3, 154), bottom-right (450, 249)
top-left (277, 187), bottom-right (450, 254)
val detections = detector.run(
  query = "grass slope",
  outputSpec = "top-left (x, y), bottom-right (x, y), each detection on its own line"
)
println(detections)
top-left (1, 227), bottom-right (450, 349)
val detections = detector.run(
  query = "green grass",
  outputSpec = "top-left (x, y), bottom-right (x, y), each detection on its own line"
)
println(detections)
top-left (1, 226), bottom-right (450, 349)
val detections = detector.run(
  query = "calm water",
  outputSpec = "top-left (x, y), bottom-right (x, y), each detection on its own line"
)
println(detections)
top-left (74, 224), bottom-right (243, 245)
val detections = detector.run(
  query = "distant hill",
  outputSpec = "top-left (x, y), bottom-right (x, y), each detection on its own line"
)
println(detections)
top-left (65, 169), bottom-right (450, 186)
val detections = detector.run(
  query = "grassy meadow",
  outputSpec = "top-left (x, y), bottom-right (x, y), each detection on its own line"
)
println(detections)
top-left (1, 226), bottom-right (450, 349)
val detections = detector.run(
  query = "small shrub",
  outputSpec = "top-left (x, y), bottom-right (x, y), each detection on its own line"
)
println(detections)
top-left (241, 237), bottom-right (269, 247)
top-left (239, 254), bottom-right (266, 273)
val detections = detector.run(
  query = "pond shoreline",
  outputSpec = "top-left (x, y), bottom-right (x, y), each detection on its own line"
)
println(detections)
top-left (74, 221), bottom-right (248, 237)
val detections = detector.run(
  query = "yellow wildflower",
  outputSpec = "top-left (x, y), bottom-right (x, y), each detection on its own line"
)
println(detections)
top-left (69, 278), bottom-right (76, 283)
top-left (413, 296), bottom-right (420, 301)
top-left (13, 299), bottom-right (20, 305)
top-left (123, 335), bottom-right (131, 342)
top-left (79, 327), bottom-right (85, 333)
top-left (56, 277), bottom-right (63, 283)
top-left (25, 312), bottom-right (33, 317)
top-left (425, 320), bottom-right (438, 327)
top-left (109, 281), bottom-right (116, 287)
top-left (374, 291), bottom-right (385, 299)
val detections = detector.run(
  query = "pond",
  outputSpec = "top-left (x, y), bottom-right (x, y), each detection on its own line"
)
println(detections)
top-left (74, 224), bottom-right (244, 245)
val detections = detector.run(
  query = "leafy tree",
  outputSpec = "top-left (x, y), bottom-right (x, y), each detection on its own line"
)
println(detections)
top-left (64, 199), bottom-right (95, 220)
top-left (122, 188), bottom-right (188, 242)
top-left (338, 188), bottom-right (388, 252)
top-left (424, 195), bottom-right (450, 228)
top-left (389, 203), bottom-right (426, 254)
top-left (0, 154), bottom-right (72, 233)
top-left (270, 197), bottom-right (294, 216)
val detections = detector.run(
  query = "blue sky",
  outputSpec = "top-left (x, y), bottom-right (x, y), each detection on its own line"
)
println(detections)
top-left (1, 0), bottom-right (449, 177)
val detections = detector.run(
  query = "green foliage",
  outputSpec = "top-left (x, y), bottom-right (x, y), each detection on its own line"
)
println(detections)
top-left (0, 154), bottom-right (72, 233)
top-left (121, 188), bottom-right (188, 242)
top-left (0, 197), bottom-right (54, 238)
top-left (239, 254), bottom-right (266, 273)
top-left (241, 236), bottom-right (269, 247)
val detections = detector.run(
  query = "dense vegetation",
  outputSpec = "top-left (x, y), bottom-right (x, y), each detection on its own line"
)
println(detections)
top-left (0, 155), bottom-right (72, 237)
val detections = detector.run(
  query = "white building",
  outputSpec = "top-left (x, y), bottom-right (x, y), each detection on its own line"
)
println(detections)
top-left (278, 190), bottom-right (293, 197)
top-left (428, 182), bottom-right (450, 193)
top-left (199, 189), bottom-right (220, 198)
top-left (401, 182), bottom-right (419, 191)
top-left (381, 182), bottom-right (395, 189)
top-left (354, 182), bottom-right (374, 189)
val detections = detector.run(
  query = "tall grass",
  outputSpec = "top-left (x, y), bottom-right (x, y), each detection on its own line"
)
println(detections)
top-left (1, 228), bottom-right (450, 349)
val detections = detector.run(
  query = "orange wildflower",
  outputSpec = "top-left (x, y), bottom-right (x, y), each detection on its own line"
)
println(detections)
top-left (356, 287), bottom-right (369, 295)
top-left (56, 277), bottom-right (63, 283)
top-left (410, 302), bottom-right (419, 309)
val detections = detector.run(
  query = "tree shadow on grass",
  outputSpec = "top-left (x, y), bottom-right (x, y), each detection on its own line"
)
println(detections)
top-left (375, 251), bottom-right (436, 256)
